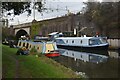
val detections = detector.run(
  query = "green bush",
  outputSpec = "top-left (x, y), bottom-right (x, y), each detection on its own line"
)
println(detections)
top-left (30, 47), bottom-right (37, 55)
top-left (29, 47), bottom-right (44, 57)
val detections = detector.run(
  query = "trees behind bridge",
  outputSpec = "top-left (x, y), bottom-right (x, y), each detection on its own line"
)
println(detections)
top-left (81, 2), bottom-right (119, 38)
top-left (2, 26), bottom-right (15, 41)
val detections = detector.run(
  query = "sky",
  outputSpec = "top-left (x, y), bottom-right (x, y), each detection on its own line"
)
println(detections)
top-left (5, 0), bottom-right (85, 26)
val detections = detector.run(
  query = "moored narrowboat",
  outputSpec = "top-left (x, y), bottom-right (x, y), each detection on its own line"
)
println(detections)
top-left (49, 32), bottom-right (109, 51)
top-left (17, 40), bottom-right (58, 54)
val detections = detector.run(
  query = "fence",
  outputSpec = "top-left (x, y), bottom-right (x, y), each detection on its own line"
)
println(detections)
top-left (107, 39), bottom-right (120, 49)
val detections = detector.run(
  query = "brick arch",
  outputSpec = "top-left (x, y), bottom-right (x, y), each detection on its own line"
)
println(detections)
top-left (14, 27), bottom-right (30, 35)
top-left (16, 29), bottom-right (28, 39)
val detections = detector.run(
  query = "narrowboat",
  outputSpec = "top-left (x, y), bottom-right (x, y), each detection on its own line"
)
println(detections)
top-left (17, 40), bottom-right (58, 54)
top-left (48, 32), bottom-right (109, 51)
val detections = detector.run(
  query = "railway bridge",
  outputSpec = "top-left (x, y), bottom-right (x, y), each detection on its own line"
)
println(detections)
top-left (13, 14), bottom-right (79, 39)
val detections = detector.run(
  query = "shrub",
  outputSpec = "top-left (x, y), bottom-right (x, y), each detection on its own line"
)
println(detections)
top-left (30, 47), bottom-right (37, 55)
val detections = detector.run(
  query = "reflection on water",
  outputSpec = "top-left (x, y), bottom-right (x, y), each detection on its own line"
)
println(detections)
top-left (51, 49), bottom-right (120, 78)
top-left (59, 49), bottom-right (108, 64)
top-left (108, 50), bottom-right (119, 58)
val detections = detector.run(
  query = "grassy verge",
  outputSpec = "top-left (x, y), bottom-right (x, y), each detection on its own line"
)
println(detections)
top-left (0, 44), bottom-right (2, 79)
top-left (2, 45), bottom-right (82, 78)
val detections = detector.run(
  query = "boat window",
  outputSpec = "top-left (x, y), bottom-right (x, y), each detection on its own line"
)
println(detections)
top-left (48, 50), bottom-right (50, 52)
top-left (23, 43), bottom-right (25, 47)
top-left (89, 39), bottom-right (102, 45)
top-left (66, 40), bottom-right (68, 43)
top-left (80, 40), bottom-right (82, 44)
top-left (100, 37), bottom-right (107, 43)
top-left (72, 53), bottom-right (74, 56)
top-left (26, 43), bottom-right (29, 48)
top-left (30, 45), bottom-right (31, 48)
top-left (37, 47), bottom-right (39, 50)
top-left (19, 42), bottom-right (21, 46)
top-left (56, 39), bottom-right (65, 44)
top-left (81, 55), bottom-right (82, 58)
top-left (72, 40), bottom-right (74, 43)
top-left (59, 35), bottom-right (63, 37)
top-left (66, 52), bottom-right (68, 54)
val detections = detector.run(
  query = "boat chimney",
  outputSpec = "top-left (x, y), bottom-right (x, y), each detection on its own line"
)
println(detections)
top-left (84, 35), bottom-right (86, 37)
top-left (96, 35), bottom-right (99, 37)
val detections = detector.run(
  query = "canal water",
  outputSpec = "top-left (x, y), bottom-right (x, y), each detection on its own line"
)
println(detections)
top-left (51, 49), bottom-right (120, 78)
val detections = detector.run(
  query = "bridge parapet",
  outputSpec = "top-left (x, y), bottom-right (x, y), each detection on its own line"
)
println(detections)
top-left (13, 22), bottom-right (32, 29)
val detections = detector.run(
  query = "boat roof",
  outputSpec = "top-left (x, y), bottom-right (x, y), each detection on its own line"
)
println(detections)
top-left (56, 37), bottom-right (95, 40)
top-left (48, 32), bottom-right (58, 35)
top-left (18, 40), bottom-right (54, 44)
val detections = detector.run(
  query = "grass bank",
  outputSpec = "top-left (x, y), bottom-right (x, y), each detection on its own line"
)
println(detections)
top-left (2, 45), bottom-right (82, 78)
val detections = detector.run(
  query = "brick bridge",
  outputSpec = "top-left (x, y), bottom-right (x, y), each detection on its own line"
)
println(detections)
top-left (13, 14), bottom-right (96, 39)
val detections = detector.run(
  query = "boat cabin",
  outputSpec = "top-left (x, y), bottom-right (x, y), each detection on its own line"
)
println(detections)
top-left (56, 37), bottom-right (108, 47)
top-left (17, 40), bottom-right (58, 54)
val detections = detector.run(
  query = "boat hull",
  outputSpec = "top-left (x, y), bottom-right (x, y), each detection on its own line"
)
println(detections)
top-left (45, 52), bottom-right (60, 57)
top-left (57, 45), bottom-right (109, 55)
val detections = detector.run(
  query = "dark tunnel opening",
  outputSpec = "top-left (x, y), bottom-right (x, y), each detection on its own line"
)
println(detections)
top-left (16, 29), bottom-right (28, 40)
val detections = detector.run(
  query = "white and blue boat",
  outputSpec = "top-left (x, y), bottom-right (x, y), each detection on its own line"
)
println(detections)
top-left (48, 32), bottom-right (109, 51)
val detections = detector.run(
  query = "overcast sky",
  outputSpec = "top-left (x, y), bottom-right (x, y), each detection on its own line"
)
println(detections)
top-left (5, 0), bottom-right (85, 26)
